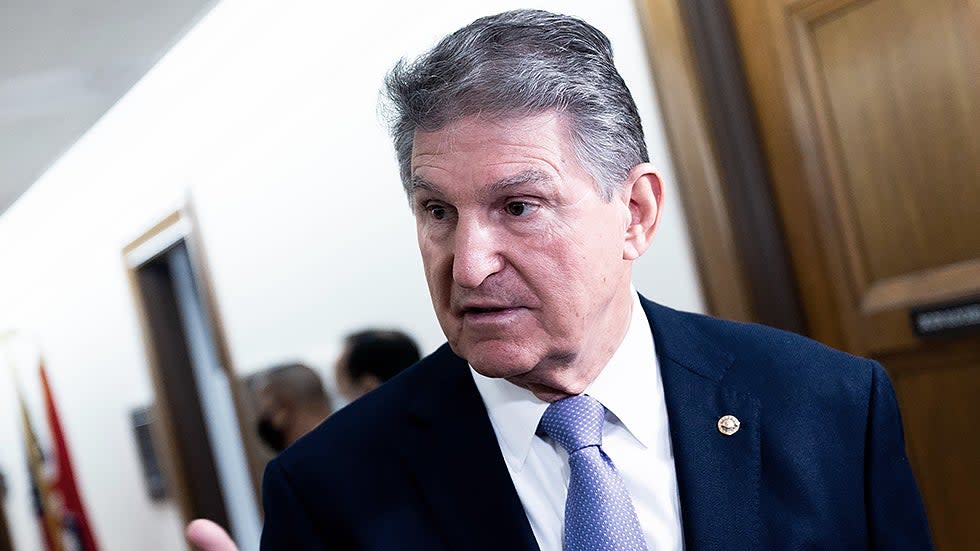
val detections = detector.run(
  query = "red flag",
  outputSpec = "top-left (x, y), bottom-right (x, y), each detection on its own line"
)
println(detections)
top-left (17, 382), bottom-right (63, 551)
top-left (40, 363), bottom-right (101, 551)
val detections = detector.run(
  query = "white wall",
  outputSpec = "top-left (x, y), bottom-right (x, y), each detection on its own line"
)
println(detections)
top-left (0, 1), bottom-right (704, 549)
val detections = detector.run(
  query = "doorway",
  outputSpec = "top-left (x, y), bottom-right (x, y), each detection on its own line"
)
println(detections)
top-left (124, 208), bottom-right (264, 551)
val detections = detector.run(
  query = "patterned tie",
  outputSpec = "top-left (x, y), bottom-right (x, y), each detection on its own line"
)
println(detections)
top-left (539, 394), bottom-right (649, 551)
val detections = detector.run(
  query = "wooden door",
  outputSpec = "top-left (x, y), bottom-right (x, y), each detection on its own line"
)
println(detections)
top-left (727, 0), bottom-right (979, 548)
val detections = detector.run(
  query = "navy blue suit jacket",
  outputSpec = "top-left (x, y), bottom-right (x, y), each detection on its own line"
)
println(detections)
top-left (260, 297), bottom-right (932, 550)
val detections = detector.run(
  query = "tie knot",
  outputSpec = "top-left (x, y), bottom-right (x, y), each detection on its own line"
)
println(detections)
top-left (538, 394), bottom-right (605, 454)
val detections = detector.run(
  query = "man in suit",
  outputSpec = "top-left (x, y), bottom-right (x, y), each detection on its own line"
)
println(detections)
top-left (189, 9), bottom-right (931, 550)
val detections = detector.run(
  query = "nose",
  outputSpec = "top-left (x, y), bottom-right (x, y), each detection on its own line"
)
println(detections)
top-left (452, 215), bottom-right (503, 288)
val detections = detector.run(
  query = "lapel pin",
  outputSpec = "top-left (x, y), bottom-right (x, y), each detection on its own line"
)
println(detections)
top-left (717, 414), bottom-right (740, 436)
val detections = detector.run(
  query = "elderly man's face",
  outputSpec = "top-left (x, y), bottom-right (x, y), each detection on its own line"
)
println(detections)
top-left (411, 113), bottom-right (654, 400)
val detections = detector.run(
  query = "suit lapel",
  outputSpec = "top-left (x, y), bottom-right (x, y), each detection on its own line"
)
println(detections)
top-left (642, 298), bottom-right (761, 550)
top-left (399, 347), bottom-right (539, 551)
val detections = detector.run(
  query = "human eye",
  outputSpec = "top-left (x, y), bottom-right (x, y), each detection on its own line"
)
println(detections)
top-left (504, 200), bottom-right (539, 218)
top-left (423, 202), bottom-right (453, 221)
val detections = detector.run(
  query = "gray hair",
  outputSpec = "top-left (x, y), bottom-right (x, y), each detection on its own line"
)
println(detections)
top-left (383, 9), bottom-right (648, 201)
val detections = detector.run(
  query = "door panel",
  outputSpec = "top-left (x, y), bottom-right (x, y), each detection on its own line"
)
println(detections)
top-left (729, 0), bottom-right (980, 548)
top-left (881, 339), bottom-right (980, 550)
top-left (810, 0), bottom-right (980, 281)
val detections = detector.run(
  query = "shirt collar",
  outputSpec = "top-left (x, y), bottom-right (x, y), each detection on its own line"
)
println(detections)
top-left (584, 291), bottom-right (660, 451)
top-left (470, 290), bottom-right (661, 470)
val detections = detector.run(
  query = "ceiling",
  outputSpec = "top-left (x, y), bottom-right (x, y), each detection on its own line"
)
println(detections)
top-left (0, 0), bottom-right (217, 216)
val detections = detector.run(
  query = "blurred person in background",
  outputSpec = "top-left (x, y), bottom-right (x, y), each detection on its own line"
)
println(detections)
top-left (335, 329), bottom-right (421, 403)
top-left (251, 363), bottom-right (332, 453)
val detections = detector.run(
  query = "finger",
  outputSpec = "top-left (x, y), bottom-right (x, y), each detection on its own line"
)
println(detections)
top-left (186, 518), bottom-right (239, 551)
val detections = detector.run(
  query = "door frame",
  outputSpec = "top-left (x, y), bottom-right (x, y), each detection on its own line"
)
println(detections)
top-left (634, 0), bottom-right (805, 333)
top-left (122, 203), bottom-right (266, 525)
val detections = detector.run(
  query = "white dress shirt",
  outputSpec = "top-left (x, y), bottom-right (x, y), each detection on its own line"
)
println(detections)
top-left (471, 292), bottom-right (684, 551)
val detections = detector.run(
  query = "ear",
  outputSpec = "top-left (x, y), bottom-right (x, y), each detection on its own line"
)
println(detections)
top-left (622, 163), bottom-right (664, 260)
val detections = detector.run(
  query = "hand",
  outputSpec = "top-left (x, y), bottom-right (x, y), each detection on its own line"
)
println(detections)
top-left (186, 519), bottom-right (240, 551)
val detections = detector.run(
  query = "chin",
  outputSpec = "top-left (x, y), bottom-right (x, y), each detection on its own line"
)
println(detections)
top-left (456, 339), bottom-right (539, 380)
top-left (519, 383), bottom-right (575, 403)
top-left (467, 355), bottom-right (534, 380)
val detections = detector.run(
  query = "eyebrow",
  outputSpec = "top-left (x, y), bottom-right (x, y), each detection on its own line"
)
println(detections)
top-left (488, 169), bottom-right (555, 193)
top-left (409, 168), bottom-right (555, 196)
top-left (410, 176), bottom-right (441, 194)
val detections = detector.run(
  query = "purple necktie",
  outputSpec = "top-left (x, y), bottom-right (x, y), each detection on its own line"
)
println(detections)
top-left (539, 394), bottom-right (649, 551)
